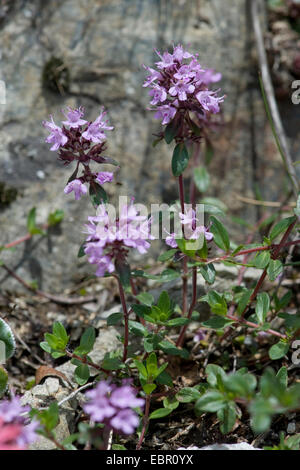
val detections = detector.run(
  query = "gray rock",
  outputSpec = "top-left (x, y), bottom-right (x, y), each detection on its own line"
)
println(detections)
top-left (21, 377), bottom-right (77, 450)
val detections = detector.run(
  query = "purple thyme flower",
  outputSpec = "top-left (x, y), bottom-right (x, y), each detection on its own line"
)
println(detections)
top-left (64, 179), bottom-right (88, 200)
top-left (143, 44), bottom-right (225, 137)
top-left (169, 80), bottom-right (195, 101)
top-left (149, 84), bottom-right (167, 105)
top-left (154, 103), bottom-right (178, 125)
top-left (165, 230), bottom-right (178, 249)
top-left (83, 380), bottom-right (144, 435)
top-left (96, 172), bottom-right (114, 185)
top-left (84, 200), bottom-right (153, 277)
top-left (179, 208), bottom-right (214, 242)
top-left (193, 328), bottom-right (206, 343)
top-left (195, 68), bottom-right (222, 85)
top-left (43, 106), bottom-right (115, 200)
top-left (82, 110), bottom-right (114, 143)
top-left (196, 90), bottom-right (225, 114)
top-left (0, 396), bottom-right (39, 449)
top-left (61, 106), bottom-right (88, 128)
top-left (43, 116), bottom-right (68, 151)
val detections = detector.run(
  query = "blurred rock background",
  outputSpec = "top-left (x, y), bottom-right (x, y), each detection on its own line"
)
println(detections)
top-left (0, 0), bottom-right (299, 291)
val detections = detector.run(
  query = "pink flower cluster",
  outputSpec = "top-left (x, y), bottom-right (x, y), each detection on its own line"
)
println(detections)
top-left (143, 44), bottom-right (224, 136)
top-left (165, 208), bottom-right (213, 249)
top-left (43, 107), bottom-right (115, 200)
top-left (0, 396), bottom-right (39, 450)
top-left (84, 201), bottom-right (153, 277)
top-left (83, 380), bottom-right (144, 435)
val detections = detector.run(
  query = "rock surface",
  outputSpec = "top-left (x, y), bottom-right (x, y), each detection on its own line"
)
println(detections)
top-left (0, 0), bottom-right (299, 291)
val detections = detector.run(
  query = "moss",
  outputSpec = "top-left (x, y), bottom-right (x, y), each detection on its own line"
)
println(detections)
top-left (0, 182), bottom-right (18, 208)
top-left (42, 57), bottom-right (70, 94)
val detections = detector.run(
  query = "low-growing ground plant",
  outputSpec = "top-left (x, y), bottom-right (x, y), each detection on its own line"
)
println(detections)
top-left (0, 43), bottom-right (299, 451)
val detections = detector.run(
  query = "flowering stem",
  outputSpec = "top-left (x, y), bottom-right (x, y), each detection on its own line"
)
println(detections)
top-left (136, 394), bottom-right (151, 450)
top-left (196, 239), bottom-right (300, 265)
top-left (113, 275), bottom-right (130, 362)
top-left (225, 313), bottom-right (287, 340)
top-left (176, 265), bottom-right (197, 348)
top-left (45, 431), bottom-right (66, 450)
top-left (65, 351), bottom-right (110, 375)
top-left (178, 174), bottom-right (189, 316)
top-left (3, 224), bottom-right (49, 249)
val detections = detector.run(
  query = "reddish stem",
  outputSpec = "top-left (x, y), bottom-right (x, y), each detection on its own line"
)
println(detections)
top-left (178, 174), bottom-right (189, 316)
top-left (176, 265), bottom-right (197, 347)
top-left (4, 224), bottom-right (49, 249)
top-left (136, 394), bottom-right (151, 450)
top-left (113, 275), bottom-right (130, 363)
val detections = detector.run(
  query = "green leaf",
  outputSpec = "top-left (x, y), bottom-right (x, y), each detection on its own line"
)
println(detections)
top-left (276, 366), bottom-right (288, 388)
top-left (163, 396), bottom-right (179, 411)
top-left (166, 317), bottom-right (189, 327)
top-left (128, 320), bottom-right (149, 337)
top-left (112, 444), bottom-right (126, 450)
top-left (158, 340), bottom-right (189, 359)
top-left (32, 402), bottom-right (59, 432)
top-left (115, 259), bottom-right (131, 288)
top-left (171, 143), bottom-right (190, 177)
top-left (0, 318), bottom-right (16, 360)
top-left (136, 292), bottom-right (154, 306)
top-left (143, 383), bottom-right (156, 395)
top-left (74, 364), bottom-right (90, 385)
top-left (195, 390), bottom-right (227, 413)
top-left (267, 259), bottom-right (283, 281)
top-left (269, 216), bottom-right (296, 242)
top-left (269, 341), bottom-right (289, 360)
top-left (193, 166), bottom-right (210, 193)
top-left (157, 291), bottom-right (171, 314)
top-left (77, 243), bottom-right (86, 258)
top-left (89, 183), bottom-right (107, 205)
top-left (146, 352), bottom-right (157, 376)
top-left (47, 209), bottom-right (64, 226)
top-left (27, 208), bottom-right (44, 236)
top-left (204, 138), bottom-right (214, 165)
top-left (253, 251), bottom-right (271, 269)
top-left (53, 322), bottom-right (69, 346)
top-left (256, 292), bottom-right (270, 324)
top-left (40, 341), bottom-right (52, 354)
top-left (218, 402), bottom-right (237, 434)
top-left (106, 312), bottom-right (123, 326)
top-left (210, 216), bottom-right (230, 252)
top-left (198, 264), bottom-right (216, 284)
top-left (202, 316), bottom-right (233, 329)
top-left (134, 360), bottom-right (148, 380)
top-left (206, 364), bottom-right (227, 388)
top-left (206, 291), bottom-right (227, 316)
top-left (176, 387), bottom-right (202, 403)
top-left (149, 407), bottom-right (173, 419)
top-left (0, 366), bottom-right (8, 396)
top-left (237, 289), bottom-right (252, 315)
top-left (155, 370), bottom-right (173, 387)
top-left (101, 357), bottom-right (123, 370)
top-left (223, 373), bottom-right (257, 396)
top-left (164, 121), bottom-right (179, 144)
top-left (76, 327), bottom-right (95, 355)
top-left (158, 249), bottom-right (177, 262)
